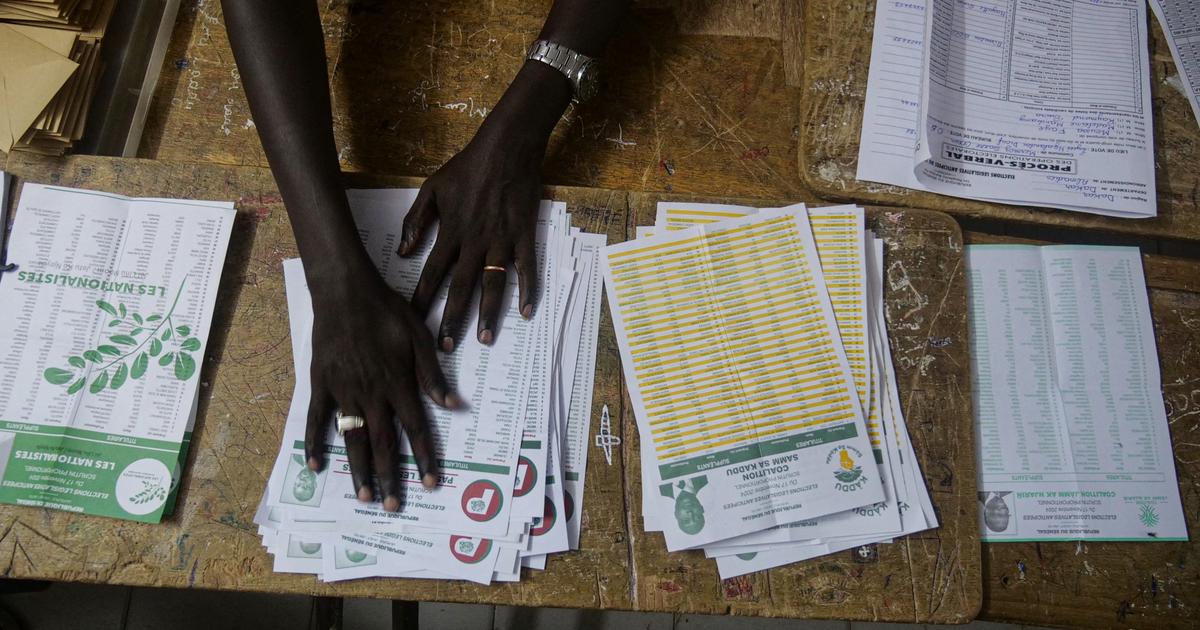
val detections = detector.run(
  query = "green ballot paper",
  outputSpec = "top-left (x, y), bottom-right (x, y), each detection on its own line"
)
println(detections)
top-left (967, 245), bottom-right (1188, 541)
top-left (0, 184), bottom-right (234, 522)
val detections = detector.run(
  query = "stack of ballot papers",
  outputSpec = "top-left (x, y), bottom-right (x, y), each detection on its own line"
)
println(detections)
top-left (0, 0), bottom-right (117, 154)
top-left (967, 244), bottom-right (1188, 542)
top-left (857, 0), bottom-right (1157, 218)
top-left (0, 183), bottom-right (235, 522)
top-left (256, 189), bottom-right (607, 583)
top-left (607, 202), bottom-right (938, 579)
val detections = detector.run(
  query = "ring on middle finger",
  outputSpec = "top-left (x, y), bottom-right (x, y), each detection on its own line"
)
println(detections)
top-left (336, 411), bottom-right (366, 436)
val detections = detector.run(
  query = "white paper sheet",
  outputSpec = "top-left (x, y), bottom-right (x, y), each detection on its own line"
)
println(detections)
top-left (967, 244), bottom-right (1186, 541)
top-left (606, 205), bottom-right (884, 551)
top-left (1151, 0), bottom-right (1200, 127)
top-left (560, 234), bottom-right (606, 549)
top-left (649, 203), bottom-right (905, 550)
top-left (0, 184), bottom-right (234, 522)
top-left (859, 0), bottom-right (1157, 218)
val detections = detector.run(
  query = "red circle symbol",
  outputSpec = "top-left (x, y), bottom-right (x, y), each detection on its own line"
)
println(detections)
top-left (530, 496), bottom-right (557, 537)
top-left (460, 480), bottom-right (504, 522)
top-left (564, 488), bottom-right (575, 522)
top-left (513, 456), bottom-right (537, 497)
top-left (449, 535), bottom-right (493, 564)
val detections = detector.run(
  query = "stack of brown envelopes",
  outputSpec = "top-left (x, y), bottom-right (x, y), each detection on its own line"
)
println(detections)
top-left (0, 0), bottom-right (116, 154)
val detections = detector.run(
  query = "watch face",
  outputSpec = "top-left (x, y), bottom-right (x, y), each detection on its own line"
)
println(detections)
top-left (576, 61), bottom-right (602, 102)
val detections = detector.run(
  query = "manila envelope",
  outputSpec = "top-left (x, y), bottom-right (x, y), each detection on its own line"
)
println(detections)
top-left (0, 24), bottom-right (78, 151)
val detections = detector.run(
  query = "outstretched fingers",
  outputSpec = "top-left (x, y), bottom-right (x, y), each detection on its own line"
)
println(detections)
top-left (341, 405), bottom-right (374, 503)
top-left (477, 247), bottom-right (511, 344)
top-left (367, 403), bottom-right (402, 512)
top-left (411, 236), bottom-right (458, 317)
top-left (437, 251), bottom-right (483, 352)
top-left (514, 233), bottom-right (538, 320)
top-left (398, 185), bottom-right (438, 256)
top-left (392, 385), bottom-right (439, 490)
top-left (304, 377), bottom-right (334, 471)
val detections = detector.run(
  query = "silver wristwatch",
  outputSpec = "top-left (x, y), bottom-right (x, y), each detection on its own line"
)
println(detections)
top-left (526, 39), bottom-right (602, 103)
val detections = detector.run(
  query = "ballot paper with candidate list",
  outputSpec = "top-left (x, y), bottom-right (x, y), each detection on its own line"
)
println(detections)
top-left (256, 188), bottom-right (606, 583)
top-left (967, 245), bottom-right (1187, 541)
top-left (644, 204), bottom-right (901, 549)
top-left (1151, 0), bottom-right (1200, 128)
top-left (857, 0), bottom-right (1156, 218)
top-left (712, 232), bottom-right (937, 577)
top-left (604, 204), bottom-right (887, 552)
top-left (624, 201), bottom-right (938, 578)
top-left (0, 183), bottom-right (234, 522)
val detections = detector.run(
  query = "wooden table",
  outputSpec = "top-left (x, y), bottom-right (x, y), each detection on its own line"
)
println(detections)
top-left (140, 0), bottom-right (1200, 244)
top-left (138, 0), bottom-right (810, 201)
top-left (0, 153), bottom-right (979, 623)
top-left (3, 0), bottom-right (1195, 626)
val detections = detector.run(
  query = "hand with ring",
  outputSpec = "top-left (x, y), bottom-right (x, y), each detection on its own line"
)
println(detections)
top-left (305, 266), bottom-right (462, 512)
top-left (397, 66), bottom-right (563, 352)
top-left (399, 143), bottom-right (541, 351)
top-left (335, 411), bottom-right (365, 434)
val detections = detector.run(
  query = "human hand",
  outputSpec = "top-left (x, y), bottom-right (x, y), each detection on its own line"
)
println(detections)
top-left (400, 127), bottom-right (542, 351)
top-left (398, 62), bottom-right (574, 351)
top-left (304, 264), bottom-right (461, 512)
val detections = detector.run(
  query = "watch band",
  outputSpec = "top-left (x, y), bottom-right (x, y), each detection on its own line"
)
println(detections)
top-left (526, 39), bottom-right (595, 101)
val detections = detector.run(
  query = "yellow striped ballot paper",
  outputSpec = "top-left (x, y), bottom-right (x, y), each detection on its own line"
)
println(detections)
top-left (644, 203), bottom-right (902, 548)
top-left (655, 203), bottom-right (871, 416)
top-left (603, 204), bottom-right (884, 550)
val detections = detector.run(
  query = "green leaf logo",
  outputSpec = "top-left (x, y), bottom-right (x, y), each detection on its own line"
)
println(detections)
top-left (130, 480), bottom-right (166, 505)
top-left (174, 353), bottom-right (196, 381)
top-left (131, 353), bottom-right (149, 379)
top-left (90, 371), bottom-right (109, 393)
top-left (1138, 503), bottom-right (1160, 528)
top-left (43, 367), bottom-right (74, 385)
top-left (111, 364), bottom-right (128, 389)
top-left (42, 278), bottom-right (202, 394)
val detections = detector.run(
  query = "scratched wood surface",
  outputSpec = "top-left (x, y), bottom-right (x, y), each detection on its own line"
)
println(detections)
top-left (0, 154), bottom-right (978, 622)
top-left (799, 0), bottom-right (1200, 242)
top-left (963, 232), bottom-right (1200, 630)
top-left (138, 0), bottom-right (807, 201)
